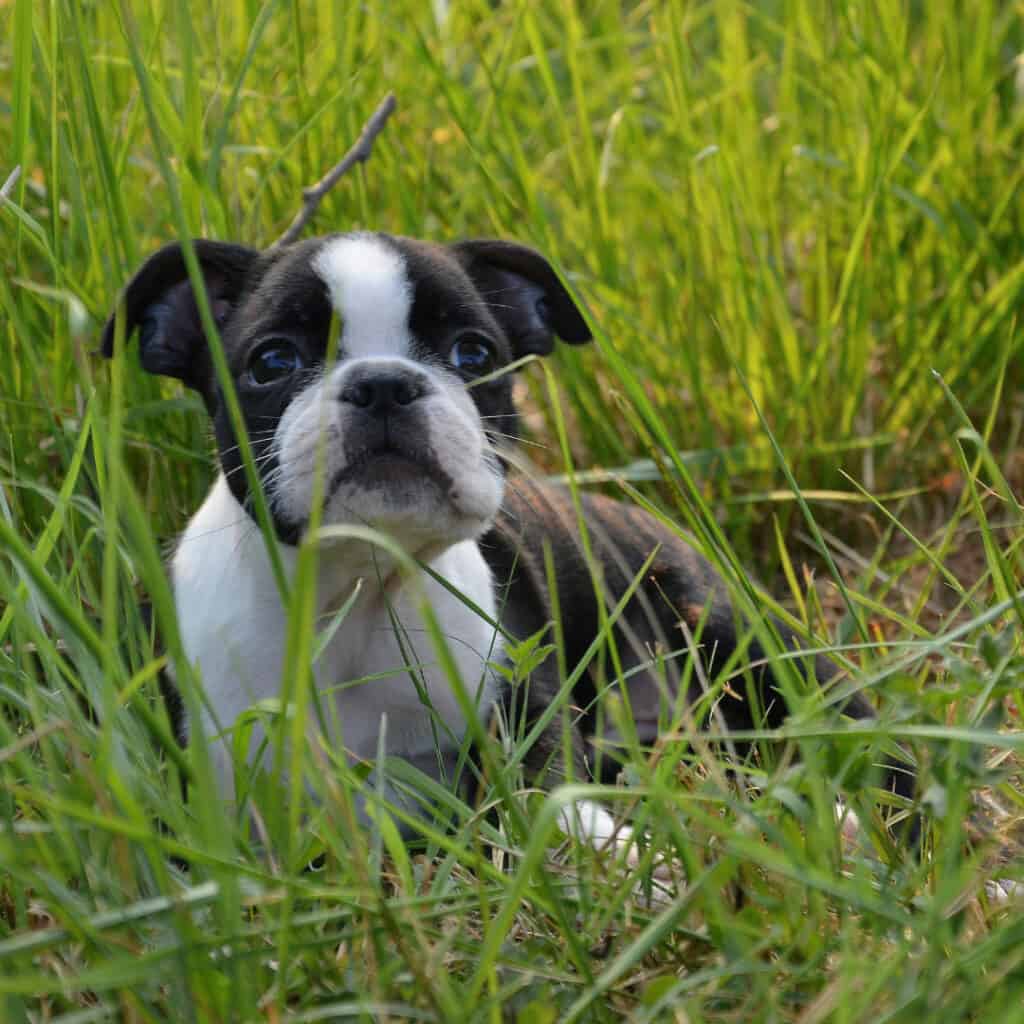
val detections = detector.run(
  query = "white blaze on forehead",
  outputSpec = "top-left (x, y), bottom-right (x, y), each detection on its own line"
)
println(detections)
top-left (312, 235), bottom-right (413, 359)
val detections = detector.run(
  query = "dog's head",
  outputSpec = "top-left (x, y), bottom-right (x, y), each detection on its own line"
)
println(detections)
top-left (101, 233), bottom-right (591, 546)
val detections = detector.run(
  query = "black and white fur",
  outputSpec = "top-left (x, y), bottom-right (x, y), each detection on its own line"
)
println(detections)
top-left (102, 232), bottom-right (915, 848)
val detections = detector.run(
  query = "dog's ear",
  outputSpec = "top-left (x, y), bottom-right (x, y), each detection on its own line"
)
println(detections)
top-left (451, 239), bottom-right (591, 357)
top-left (100, 240), bottom-right (260, 404)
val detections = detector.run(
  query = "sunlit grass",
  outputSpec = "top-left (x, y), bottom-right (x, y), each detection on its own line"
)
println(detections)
top-left (2, 1), bottom-right (1024, 1019)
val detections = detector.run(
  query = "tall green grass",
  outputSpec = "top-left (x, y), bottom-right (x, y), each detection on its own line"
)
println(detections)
top-left (2, 1), bottom-right (1024, 1019)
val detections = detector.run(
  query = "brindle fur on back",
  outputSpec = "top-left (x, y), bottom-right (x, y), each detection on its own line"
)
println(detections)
top-left (484, 475), bottom-right (914, 818)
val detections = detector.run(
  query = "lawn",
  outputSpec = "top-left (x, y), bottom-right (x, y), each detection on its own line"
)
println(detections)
top-left (2, 1), bottom-right (1024, 1020)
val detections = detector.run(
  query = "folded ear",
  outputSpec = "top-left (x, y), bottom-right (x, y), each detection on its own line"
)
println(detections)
top-left (100, 240), bottom-right (260, 405)
top-left (450, 239), bottom-right (591, 357)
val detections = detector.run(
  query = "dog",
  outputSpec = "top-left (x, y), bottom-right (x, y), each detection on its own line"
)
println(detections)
top-left (101, 231), bottom-right (915, 850)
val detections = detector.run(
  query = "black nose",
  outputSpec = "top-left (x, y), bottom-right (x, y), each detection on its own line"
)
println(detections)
top-left (339, 371), bottom-right (426, 416)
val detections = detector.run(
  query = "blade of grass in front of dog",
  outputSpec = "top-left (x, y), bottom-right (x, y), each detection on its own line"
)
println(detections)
top-left (111, 465), bottom-right (202, 780)
top-left (464, 781), bottom-right (656, 1006)
top-left (539, 361), bottom-right (634, 713)
top-left (96, 293), bottom-right (127, 767)
top-left (501, 545), bottom-right (658, 781)
top-left (270, 309), bottom-right (344, 999)
top-left (113, 0), bottom-right (289, 604)
top-left (416, 596), bottom-right (600, 990)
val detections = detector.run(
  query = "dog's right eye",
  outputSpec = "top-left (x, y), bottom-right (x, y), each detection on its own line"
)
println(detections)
top-left (247, 340), bottom-right (304, 385)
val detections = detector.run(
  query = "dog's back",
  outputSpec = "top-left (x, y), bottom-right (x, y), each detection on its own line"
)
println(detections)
top-left (485, 476), bottom-right (916, 827)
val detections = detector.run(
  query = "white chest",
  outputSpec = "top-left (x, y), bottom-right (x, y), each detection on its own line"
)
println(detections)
top-left (170, 477), bottom-right (501, 796)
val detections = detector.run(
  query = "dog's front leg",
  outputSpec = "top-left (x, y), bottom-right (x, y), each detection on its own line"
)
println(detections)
top-left (515, 684), bottom-right (629, 853)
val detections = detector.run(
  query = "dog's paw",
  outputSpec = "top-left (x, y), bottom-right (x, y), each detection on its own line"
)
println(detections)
top-left (836, 799), bottom-right (864, 848)
top-left (985, 878), bottom-right (1024, 905)
top-left (556, 798), bottom-right (678, 893)
top-left (557, 798), bottom-right (624, 850)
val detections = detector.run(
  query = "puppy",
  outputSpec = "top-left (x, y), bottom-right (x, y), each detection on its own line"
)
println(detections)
top-left (102, 232), bottom-right (915, 848)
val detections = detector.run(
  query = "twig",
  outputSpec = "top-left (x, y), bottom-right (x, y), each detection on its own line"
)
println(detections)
top-left (269, 94), bottom-right (397, 250)
top-left (0, 165), bottom-right (22, 201)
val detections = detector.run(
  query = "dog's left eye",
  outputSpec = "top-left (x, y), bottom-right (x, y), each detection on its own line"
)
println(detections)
top-left (450, 334), bottom-right (496, 377)
top-left (247, 340), bottom-right (304, 385)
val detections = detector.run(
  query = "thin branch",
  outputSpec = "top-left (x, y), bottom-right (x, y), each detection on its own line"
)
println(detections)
top-left (269, 93), bottom-right (397, 250)
top-left (1, 165), bottom-right (22, 202)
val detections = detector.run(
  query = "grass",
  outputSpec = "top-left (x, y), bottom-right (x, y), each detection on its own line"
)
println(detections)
top-left (3, 0), bottom-right (1024, 1019)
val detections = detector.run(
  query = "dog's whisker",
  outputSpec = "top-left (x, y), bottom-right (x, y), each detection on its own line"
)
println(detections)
top-left (223, 455), bottom-right (279, 480)
top-left (486, 431), bottom-right (546, 450)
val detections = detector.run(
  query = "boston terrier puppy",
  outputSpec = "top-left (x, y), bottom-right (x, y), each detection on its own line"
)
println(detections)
top-left (101, 232), bottom-right (915, 849)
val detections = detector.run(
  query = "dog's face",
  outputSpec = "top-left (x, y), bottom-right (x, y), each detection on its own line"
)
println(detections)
top-left (102, 233), bottom-right (591, 547)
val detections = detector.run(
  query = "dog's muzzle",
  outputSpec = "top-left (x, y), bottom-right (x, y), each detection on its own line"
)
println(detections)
top-left (334, 366), bottom-right (449, 493)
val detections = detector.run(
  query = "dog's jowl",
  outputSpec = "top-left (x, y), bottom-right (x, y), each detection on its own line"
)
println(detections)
top-left (103, 232), bottom-right (915, 847)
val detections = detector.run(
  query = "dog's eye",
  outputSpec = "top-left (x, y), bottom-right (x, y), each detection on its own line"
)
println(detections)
top-left (247, 340), bottom-right (304, 385)
top-left (450, 334), bottom-right (496, 378)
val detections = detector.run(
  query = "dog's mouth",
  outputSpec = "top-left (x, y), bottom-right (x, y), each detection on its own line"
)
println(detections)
top-left (329, 445), bottom-right (454, 498)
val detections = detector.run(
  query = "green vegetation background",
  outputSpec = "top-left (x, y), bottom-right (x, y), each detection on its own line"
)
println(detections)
top-left (2, 1), bottom-right (1024, 1020)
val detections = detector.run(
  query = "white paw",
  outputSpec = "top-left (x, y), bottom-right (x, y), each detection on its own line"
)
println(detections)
top-left (557, 798), bottom-right (626, 850)
top-left (836, 799), bottom-right (863, 847)
top-left (557, 798), bottom-right (677, 893)
top-left (985, 879), bottom-right (1024, 905)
